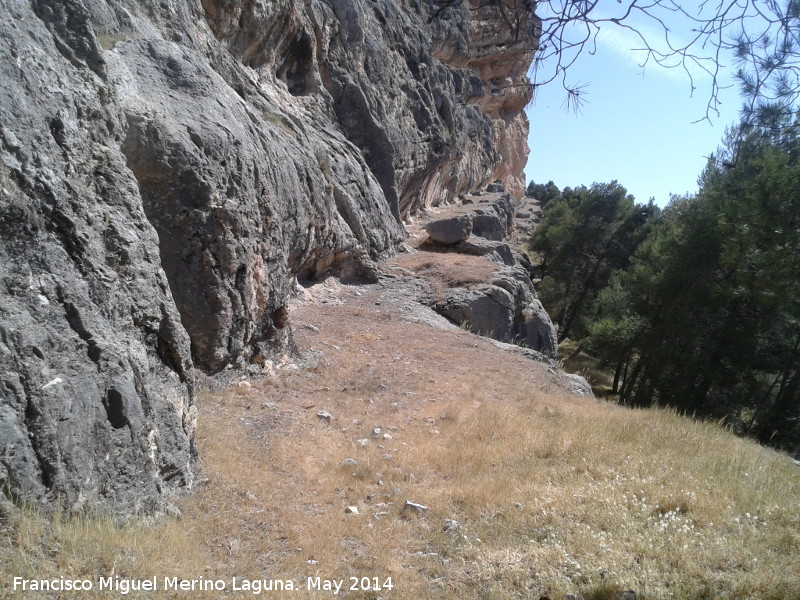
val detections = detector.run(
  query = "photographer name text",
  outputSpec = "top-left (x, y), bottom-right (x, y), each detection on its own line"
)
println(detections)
top-left (12, 575), bottom-right (394, 595)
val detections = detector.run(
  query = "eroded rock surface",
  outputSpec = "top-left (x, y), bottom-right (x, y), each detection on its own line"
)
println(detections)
top-left (425, 188), bottom-right (517, 243)
top-left (1, 0), bottom-right (195, 511)
top-left (436, 265), bottom-right (557, 357)
top-left (425, 214), bottom-right (473, 245)
top-left (0, 0), bottom-right (538, 509)
top-left (414, 186), bottom-right (558, 357)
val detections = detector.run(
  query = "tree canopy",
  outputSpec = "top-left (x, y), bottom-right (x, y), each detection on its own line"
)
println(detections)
top-left (529, 182), bottom-right (659, 342)
top-left (532, 0), bottom-right (800, 120)
top-left (528, 109), bottom-right (800, 453)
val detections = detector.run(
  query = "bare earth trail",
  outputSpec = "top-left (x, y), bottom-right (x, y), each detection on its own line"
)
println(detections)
top-left (179, 254), bottom-right (602, 597)
top-left (171, 250), bottom-right (800, 600)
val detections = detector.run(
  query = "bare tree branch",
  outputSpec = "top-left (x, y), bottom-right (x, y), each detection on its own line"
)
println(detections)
top-left (531, 0), bottom-right (800, 122)
top-left (428, 0), bottom-right (800, 123)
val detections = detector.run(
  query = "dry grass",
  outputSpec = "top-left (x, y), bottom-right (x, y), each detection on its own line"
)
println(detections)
top-left (0, 506), bottom-right (193, 599)
top-left (390, 251), bottom-right (500, 302)
top-left (3, 283), bottom-right (800, 599)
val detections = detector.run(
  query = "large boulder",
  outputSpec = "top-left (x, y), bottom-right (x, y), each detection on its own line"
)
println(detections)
top-left (425, 214), bottom-right (473, 245)
top-left (453, 236), bottom-right (515, 266)
top-left (434, 266), bottom-right (558, 358)
top-left (471, 213), bottom-right (506, 241)
top-left (560, 373), bottom-right (594, 397)
top-left (470, 192), bottom-right (516, 240)
top-left (437, 286), bottom-right (516, 340)
top-left (424, 190), bottom-right (518, 246)
top-left (517, 301), bottom-right (559, 358)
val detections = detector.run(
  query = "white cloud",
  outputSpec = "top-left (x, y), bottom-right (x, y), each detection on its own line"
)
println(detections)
top-left (593, 16), bottom-right (718, 84)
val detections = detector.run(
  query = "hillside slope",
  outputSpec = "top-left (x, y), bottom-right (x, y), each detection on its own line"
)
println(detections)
top-left (3, 259), bottom-right (799, 600)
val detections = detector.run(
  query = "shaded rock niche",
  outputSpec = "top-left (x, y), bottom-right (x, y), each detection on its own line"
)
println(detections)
top-left (0, 0), bottom-right (538, 511)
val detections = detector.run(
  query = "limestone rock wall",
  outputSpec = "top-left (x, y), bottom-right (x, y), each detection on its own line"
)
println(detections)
top-left (0, 0), bottom-right (196, 511)
top-left (420, 189), bottom-right (558, 358)
top-left (425, 0), bottom-right (537, 202)
top-left (0, 0), bottom-right (537, 509)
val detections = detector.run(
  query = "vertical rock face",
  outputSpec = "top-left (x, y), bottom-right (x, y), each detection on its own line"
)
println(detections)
top-left (426, 0), bottom-right (537, 203)
top-left (0, 0), bottom-right (196, 511)
top-left (0, 0), bottom-right (537, 509)
top-left (200, 0), bottom-right (538, 216)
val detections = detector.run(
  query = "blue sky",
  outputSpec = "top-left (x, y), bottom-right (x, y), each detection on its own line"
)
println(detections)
top-left (524, 21), bottom-right (743, 207)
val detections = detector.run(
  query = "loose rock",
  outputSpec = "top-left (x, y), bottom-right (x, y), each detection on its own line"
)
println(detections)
top-left (425, 215), bottom-right (473, 245)
top-left (402, 500), bottom-right (429, 516)
top-left (443, 518), bottom-right (462, 531)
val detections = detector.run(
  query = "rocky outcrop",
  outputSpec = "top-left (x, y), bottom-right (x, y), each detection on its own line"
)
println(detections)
top-left (435, 265), bottom-right (558, 357)
top-left (425, 214), bottom-right (473, 245)
top-left (454, 236), bottom-right (515, 266)
top-left (468, 191), bottom-right (516, 240)
top-left (425, 188), bottom-right (517, 242)
top-left (417, 187), bottom-right (558, 357)
top-left (514, 193), bottom-right (544, 238)
top-left (0, 0), bottom-right (538, 510)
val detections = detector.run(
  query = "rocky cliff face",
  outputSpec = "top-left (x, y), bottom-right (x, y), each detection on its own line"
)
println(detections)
top-left (0, 0), bottom-right (537, 510)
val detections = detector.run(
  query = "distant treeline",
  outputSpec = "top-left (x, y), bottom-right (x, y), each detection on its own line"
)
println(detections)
top-left (528, 111), bottom-right (800, 453)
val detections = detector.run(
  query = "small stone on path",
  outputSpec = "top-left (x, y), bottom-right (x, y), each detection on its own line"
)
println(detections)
top-left (443, 518), bottom-right (461, 531)
top-left (402, 500), bottom-right (428, 515)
